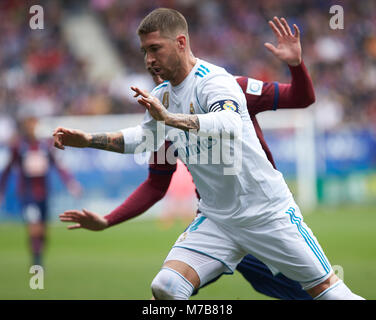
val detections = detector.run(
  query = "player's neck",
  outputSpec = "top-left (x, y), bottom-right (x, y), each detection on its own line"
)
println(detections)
top-left (170, 54), bottom-right (197, 87)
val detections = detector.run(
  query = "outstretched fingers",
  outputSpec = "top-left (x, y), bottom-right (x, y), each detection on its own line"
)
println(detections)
top-left (67, 224), bottom-right (82, 230)
top-left (268, 20), bottom-right (282, 39)
top-left (264, 42), bottom-right (277, 54)
top-left (273, 16), bottom-right (288, 36)
top-left (269, 17), bottom-right (298, 40)
top-left (137, 97), bottom-right (151, 110)
top-left (82, 208), bottom-right (96, 218)
top-left (280, 17), bottom-right (293, 37)
top-left (60, 210), bottom-right (86, 230)
top-left (131, 86), bottom-right (150, 98)
top-left (60, 210), bottom-right (85, 221)
top-left (131, 87), bottom-right (162, 114)
top-left (293, 23), bottom-right (300, 38)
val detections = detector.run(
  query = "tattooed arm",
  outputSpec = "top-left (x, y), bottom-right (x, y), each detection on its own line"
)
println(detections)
top-left (164, 113), bottom-right (200, 131)
top-left (88, 132), bottom-right (124, 153)
top-left (53, 127), bottom-right (124, 154)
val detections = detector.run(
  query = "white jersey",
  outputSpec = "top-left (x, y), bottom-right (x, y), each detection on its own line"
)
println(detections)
top-left (122, 58), bottom-right (292, 225)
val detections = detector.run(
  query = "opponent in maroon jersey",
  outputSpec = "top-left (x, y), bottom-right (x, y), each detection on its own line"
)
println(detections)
top-left (0, 116), bottom-right (82, 266)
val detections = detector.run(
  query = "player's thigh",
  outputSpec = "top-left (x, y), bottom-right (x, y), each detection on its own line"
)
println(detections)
top-left (165, 215), bottom-right (245, 287)
top-left (237, 203), bottom-right (333, 291)
top-left (162, 259), bottom-right (201, 289)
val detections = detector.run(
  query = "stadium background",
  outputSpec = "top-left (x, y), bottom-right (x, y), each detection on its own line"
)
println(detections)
top-left (0, 0), bottom-right (375, 299)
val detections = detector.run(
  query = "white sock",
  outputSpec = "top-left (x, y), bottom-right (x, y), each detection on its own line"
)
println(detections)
top-left (315, 280), bottom-right (365, 300)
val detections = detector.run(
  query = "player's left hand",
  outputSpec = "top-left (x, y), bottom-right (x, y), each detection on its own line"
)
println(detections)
top-left (131, 86), bottom-right (169, 122)
top-left (264, 16), bottom-right (302, 66)
top-left (59, 209), bottom-right (108, 231)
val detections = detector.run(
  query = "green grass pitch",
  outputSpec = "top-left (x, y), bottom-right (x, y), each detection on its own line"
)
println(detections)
top-left (0, 205), bottom-right (375, 300)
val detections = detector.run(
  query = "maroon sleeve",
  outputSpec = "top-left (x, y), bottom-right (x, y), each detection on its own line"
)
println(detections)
top-left (237, 60), bottom-right (315, 115)
top-left (104, 143), bottom-right (177, 227)
top-left (278, 61), bottom-right (316, 109)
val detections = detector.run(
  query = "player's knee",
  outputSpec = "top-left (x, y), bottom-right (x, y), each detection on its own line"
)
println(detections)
top-left (151, 267), bottom-right (194, 300)
top-left (315, 280), bottom-right (364, 300)
top-left (28, 223), bottom-right (45, 237)
top-left (308, 275), bottom-right (364, 300)
top-left (151, 271), bottom-right (174, 300)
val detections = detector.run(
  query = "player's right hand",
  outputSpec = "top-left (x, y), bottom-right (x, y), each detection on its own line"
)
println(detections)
top-left (131, 87), bottom-right (169, 122)
top-left (53, 127), bottom-right (91, 150)
top-left (59, 209), bottom-right (109, 231)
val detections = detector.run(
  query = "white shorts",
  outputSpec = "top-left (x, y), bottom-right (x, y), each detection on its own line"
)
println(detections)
top-left (165, 200), bottom-right (333, 290)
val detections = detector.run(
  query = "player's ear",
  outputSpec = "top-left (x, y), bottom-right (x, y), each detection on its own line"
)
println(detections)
top-left (176, 34), bottom-right (187, 50)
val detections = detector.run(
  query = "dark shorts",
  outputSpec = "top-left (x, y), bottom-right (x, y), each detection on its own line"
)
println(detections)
top-left (21, 200), bottom-right (48, 223)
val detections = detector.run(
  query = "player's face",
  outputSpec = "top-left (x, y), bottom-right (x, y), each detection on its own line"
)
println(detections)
top-left (140, 31), bottom-right (181, 82)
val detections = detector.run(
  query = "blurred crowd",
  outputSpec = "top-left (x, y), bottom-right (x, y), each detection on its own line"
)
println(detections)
top-left (0, 0), bottom-right (375, 135)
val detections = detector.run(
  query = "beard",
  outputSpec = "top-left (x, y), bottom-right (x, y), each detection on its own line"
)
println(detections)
top-left (160, 51), bottom-right (182, 81)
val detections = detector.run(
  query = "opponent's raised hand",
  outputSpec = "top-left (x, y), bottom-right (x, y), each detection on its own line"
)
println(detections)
top-left (59, 209), bottom-right (108, 231)
top-left (53, 127), bottom-right (91, 150)
top-left (264, 17), bottom-right (302, 66)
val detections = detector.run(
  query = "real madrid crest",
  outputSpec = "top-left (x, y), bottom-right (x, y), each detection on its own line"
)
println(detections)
top-left (223, 100), bottom-right (236, 111)
top-left (162, 92), bottom-right (169, 109)
top-left (189, 102), bottom-right (195, 114)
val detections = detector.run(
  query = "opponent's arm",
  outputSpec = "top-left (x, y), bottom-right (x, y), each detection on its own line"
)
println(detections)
top-left (59, 171), bottom-right (173, 230)
top-left (59, 149), bottom-right (176, 230)
top-left (239, 16), bottom-right (315, 113)
top-left (277, 61), bottom-right (315, 108)
top-left (237, 61), bottom-right (315, 113)
top-left (103, 168), bottom-right (174, 227)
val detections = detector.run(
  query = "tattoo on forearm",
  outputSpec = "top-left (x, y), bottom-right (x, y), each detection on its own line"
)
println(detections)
top-left (167, 114), bottom-right (200, 131)
top-left (90, 134), bottom-right (107, 149)
top-left (89, 132), bottom-right (124, 153)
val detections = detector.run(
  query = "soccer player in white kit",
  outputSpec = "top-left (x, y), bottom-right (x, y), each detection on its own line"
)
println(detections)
top-left (53, 9), bottom-right (364, 300)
